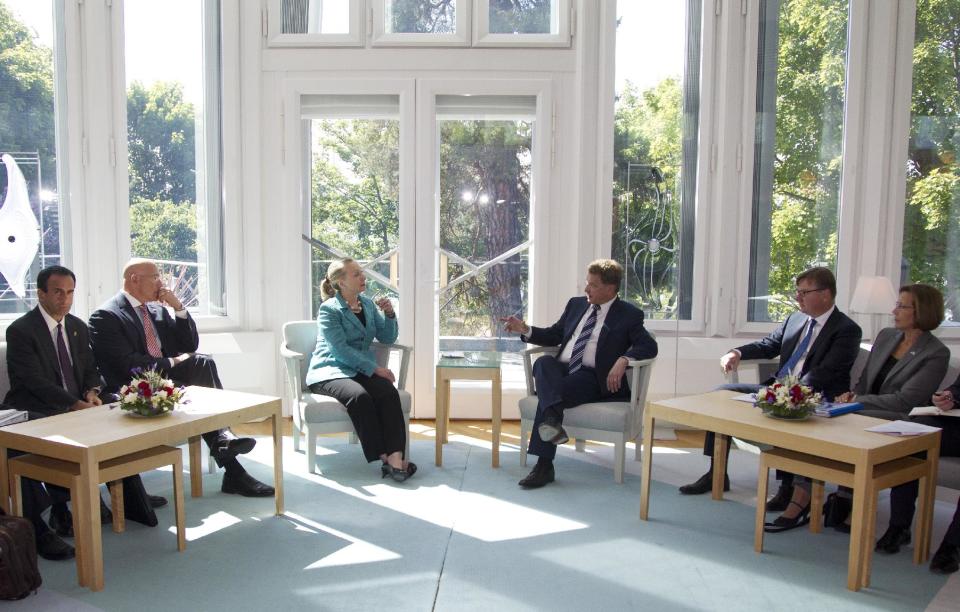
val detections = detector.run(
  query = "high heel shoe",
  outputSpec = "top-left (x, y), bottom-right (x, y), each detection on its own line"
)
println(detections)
top-left (405, 461), bottom-right (417, 478)
top-left (764, 500), bottom-right (811, 533)
top-left (380, 463), bottom-right (410, 482)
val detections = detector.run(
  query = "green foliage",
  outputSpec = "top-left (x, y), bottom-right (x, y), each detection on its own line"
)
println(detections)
top-left (129, 199), bottom-right (197, 262)
top-left (127, 80), bottom-right (196, 204)
top-left (390, 0), bottom-right (455, 34)
top-left (0, 1), bottom-right (56, 187)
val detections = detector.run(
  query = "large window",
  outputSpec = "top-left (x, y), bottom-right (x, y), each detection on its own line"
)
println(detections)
top-left (436, 95), bottom-right (534, 353)
top-left (124, 0), bottom-right (225, 315)
top-left (304, 95), bottom-right (401, 317)
top-left (748, 0), bottom-right (849, 322)
top-left (612, 0), bottom-right (701, 321)
top-left (0, 0), bottom-right (66, 314)
top-left (900, 0), bottom-right (960, 326)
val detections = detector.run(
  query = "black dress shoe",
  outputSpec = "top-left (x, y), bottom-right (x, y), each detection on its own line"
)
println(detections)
top-left (679, 471), bottom-right (730, 495)
top-left (36, 531), bottom-right (75, 561)
top-left (875, 525), bottom-right (911, 554)
top-left (380, 464), bottom-right (410, 482)
top-left (537, 419), bottom-right (569, 445)
top-left (765, 484), bottom-right (795, 512)
top-left (930, 542), bottom-right (960, 574)
top-left (221, 471), bottom-right (275, 497)
top-left (518, 463), bottom-right (555, 489)
top-left (48, 508), bottom-right (74, 538)
top-left (764, 500), bottom-right (811, 533)
top-left (211, 437), bottom-right (257, 466)
top-left (149, 495), bottom-right (168, 508)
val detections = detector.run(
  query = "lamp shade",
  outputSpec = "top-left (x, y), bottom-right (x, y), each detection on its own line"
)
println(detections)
top-left (849, 276), bottom-right (898, 314)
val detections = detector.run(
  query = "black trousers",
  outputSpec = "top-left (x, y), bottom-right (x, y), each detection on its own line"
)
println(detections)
top-left (889, 414), bottom-right (960, 528)
top-left (310, 374), bottom-right (405, 463)
top-left (527, 356), bottom-right (618, 461)
top-left (703, 383), bottom-right (794, 487)
top-left (169, 354), bottom-right (234, 456)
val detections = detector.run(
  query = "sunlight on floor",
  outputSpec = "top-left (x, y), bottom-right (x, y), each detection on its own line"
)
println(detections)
top-left (284, 511), bottom-right (401, 569)
top-left (169, 510), bottom-right (242, 541)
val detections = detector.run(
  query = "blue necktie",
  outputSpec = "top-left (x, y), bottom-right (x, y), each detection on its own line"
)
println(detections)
top-left (568, 305), bottom-right (601, 374)
top-left (776, 318), bottom-right (816, 378)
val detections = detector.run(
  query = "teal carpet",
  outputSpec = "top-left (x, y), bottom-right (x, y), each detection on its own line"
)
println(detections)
top-left (10, 437), bottom-right (954, 611)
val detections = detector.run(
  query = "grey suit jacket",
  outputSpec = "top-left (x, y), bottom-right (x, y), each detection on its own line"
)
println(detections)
top-left (854, 327), bottom-right (950, 420)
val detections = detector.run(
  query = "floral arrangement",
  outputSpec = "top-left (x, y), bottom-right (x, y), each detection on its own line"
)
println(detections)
top-left (119, 367), bottom-right (185, 417)
top-left (754, 375), bottom-right (822, 420)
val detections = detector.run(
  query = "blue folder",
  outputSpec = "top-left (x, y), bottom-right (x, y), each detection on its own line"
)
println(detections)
top-left (815, 402), bottom-right (864, 417)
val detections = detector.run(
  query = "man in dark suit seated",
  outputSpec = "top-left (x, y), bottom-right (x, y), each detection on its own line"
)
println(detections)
top-left (88, 258), bottom-right (273, 497)
top-left (4, 266), bottom-right (166, 560)
top-left (677, 267), bottom-right (862, 519)
top-left (501, 259), bottom-right (658, 488)
top-left (928, 377), bottom-right (960, 574)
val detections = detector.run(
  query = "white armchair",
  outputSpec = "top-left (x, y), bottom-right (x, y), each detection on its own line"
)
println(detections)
top-left (518, 346), bottom-right (656, 483)
top-left (280, 320), bottom-right (412, 473)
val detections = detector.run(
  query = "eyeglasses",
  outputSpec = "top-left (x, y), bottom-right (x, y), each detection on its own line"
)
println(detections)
top-left (795, 287), bottom-right (825, 297)
top-left (893, 302), bottom-right (915, 310)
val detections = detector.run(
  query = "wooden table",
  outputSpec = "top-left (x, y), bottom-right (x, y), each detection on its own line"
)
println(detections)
top-left (638, 390), bottom-right (940, 591)
top-left (0, 386), bottom-right (284, 591)
top-left (435, 352), bottom-right (502, 468)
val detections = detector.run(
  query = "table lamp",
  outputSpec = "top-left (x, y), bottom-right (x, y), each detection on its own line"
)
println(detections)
top-left (849, 275), bottom-right (897, 339)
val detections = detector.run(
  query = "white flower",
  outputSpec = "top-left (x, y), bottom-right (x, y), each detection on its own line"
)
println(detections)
top-left (122, 393), bottom-right (137, 403)
top-left (156, 390), bottom-right (168, 399)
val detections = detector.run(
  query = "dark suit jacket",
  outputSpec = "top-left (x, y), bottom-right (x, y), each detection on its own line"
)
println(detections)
top-left (947, 375), bottom-right (960, 410)
top-left (524, 296), bottom-right (658, 398)
top-left (736, 308), bottom-right (862, 400)
top-left (853, 328), bottom-right (949, 419)
top-left (4, 307), bottom-right (102, 418)
top-left (88, 292), bottom-right (200, 392)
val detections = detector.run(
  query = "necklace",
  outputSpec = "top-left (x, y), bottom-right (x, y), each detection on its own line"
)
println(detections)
top-left (348, 301), bottom-right (362, 313)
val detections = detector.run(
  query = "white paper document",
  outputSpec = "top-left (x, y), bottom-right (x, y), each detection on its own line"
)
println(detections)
top-left (909, 406), bottom-right (960, 418)
top-left (731, 393), bottom-right (756, 403)
top-left (865, 419), bottom-right (942, 436)
top-left (0, 408), bottom-right (28, 427)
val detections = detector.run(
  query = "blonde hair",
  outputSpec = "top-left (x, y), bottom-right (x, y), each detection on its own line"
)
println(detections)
top-left (586, 259), bottom-right (624, 287)
top-left (321, 258), bottom-right (355, 301)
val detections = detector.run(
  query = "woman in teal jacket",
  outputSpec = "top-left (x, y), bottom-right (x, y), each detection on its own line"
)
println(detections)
top-left (306, 258), bottom-right (415, 482)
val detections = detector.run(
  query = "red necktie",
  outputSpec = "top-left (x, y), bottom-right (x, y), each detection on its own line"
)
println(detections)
top-left (138, 304), bottom-right (163, 358)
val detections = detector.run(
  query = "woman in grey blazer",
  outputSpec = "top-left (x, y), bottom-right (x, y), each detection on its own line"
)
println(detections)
top-left (835, 284), bottom-right (949, 554)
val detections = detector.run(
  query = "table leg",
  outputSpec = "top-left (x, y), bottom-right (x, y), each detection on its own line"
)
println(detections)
top-left (847, 462), bottom-right (869, 591)
top-left (712, 435), bottom-right (729, 501)
top-left (639, 411), bottom-right (655, 520)
top-left (79, 454), bottom-right (104, 591)
top-left (0, 445), bottom-right (9, 514)
top-left (173, 454), bottom-right (186, 552)
top-left (443, 378), bottom-right (451, 444)
top-left (492, 369), bottom-right (501, 468)
top-left (915, 472), bottom-right (930, 565)
top-left (188, 436), bottom-right (203, 497)
top-left (754, 457), bottom-right (769, 553)
top-left (920, 444), bottom-right (939, 563)
top-left (861, 482), bottom-right (878, 588)
top-left (108, 480), bottom-right (125, 533)
top-left (272, 409), bottom-right (285, 516)
top-left (435, 368), bottom-right (445, 466)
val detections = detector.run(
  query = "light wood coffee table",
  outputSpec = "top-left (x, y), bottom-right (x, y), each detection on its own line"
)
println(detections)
top-left (435, 352), bottom-right (502, 467)
top-left (0, 386), bottom-right (284, 591)
top-left (638, 390), bottom-right (940, 592)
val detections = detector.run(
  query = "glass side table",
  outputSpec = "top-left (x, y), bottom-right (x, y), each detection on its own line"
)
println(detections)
top-left (435, 351), bottom-right (503, 468)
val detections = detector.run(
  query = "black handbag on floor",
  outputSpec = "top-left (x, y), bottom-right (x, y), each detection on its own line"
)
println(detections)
top-left (0, 514), bottom-right (42, 600)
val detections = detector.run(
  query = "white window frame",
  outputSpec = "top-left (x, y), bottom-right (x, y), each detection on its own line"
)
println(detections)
top-left (371, 0), bottom-right (470, 46)
top-left (598, 0), bottom-right (716, 336)
top-left (266, 0), bottom-right (365, 47)
top-left (473, 0), bottom-right (571, 48)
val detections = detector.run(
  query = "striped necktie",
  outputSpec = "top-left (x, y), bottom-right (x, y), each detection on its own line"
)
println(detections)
top-left (138, 304), bottom-right (164, 358)
top-left (568, 304), bottom-right (601, 374)
top-left (55, 323), bottom-right (80, 397)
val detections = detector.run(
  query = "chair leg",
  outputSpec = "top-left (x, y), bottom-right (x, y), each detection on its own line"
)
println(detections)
top-left (614, 441), bottom-right (625, 484)
top-left (109, 480), bottom-right (125, 534)
top-left (575, 439), bottom-right (586, 452)
top-left (635, 436), bottom-right (642, 462)
top-left (307, 425), bottom-right (317, 474)
top-left (404, 415), bottom-right (411, 460)
top-left (519, 419), bottom-right (529, 467)
top-left (292, 421), bottom-right (302, 453)
top-left (348, 432), bottom-right (359, 445)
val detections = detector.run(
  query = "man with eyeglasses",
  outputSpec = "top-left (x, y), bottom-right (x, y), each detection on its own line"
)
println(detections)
top-left (678, 267), bottom-right (862, 510)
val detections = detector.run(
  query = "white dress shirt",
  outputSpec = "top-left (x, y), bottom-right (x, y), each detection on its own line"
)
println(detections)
top-left (791, 305), bottom-right (835, 376)
top-left (39, 305), bottom-right (72, 366)
top-left (558, 298), bottom-right (616, 369)
top-left (123, 292), bottom-right (187, 368)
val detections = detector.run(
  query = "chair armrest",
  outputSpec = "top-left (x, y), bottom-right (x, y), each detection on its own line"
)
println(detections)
top-left (521, 346), bottom-right (560, 396)
top-left (626, 357), bottom-right (657, 438)
top-left (372, 342), bottom-right (413, 390)
top-left (280, 345), bottom-right (306, 361)
top-left (726, 358), bottom-right (779, 385)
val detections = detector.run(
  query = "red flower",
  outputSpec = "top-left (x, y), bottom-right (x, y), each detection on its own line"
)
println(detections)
top-left (789, 384), bottom-right (804, 403)
top-left (165, 386), bottom-right (175, 396)
top-left (765, 390), bottom-right (776, 403)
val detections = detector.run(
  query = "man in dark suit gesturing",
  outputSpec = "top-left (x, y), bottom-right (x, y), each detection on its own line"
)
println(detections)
top-left (678, 267), bottom-right (862, 517)
top-left (4, 266), bottom-right (164, 560)
top-left (501, 259), bottom-right (658, 488)
top-left (88, 259), bottom-right (274, 497)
